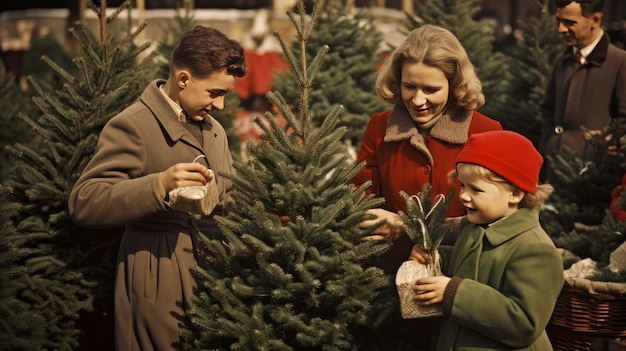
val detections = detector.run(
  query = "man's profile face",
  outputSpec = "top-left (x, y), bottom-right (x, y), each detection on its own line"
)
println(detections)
top-left (555, 1), bottom-right (602, 48)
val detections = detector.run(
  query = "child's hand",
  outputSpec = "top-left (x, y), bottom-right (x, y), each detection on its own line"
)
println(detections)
top-left (413, 276), bottom-right (450, 305)
top-left (360, 208), bottom-right (404, 241)
top-left (408, 244), bottom-right (430, 264)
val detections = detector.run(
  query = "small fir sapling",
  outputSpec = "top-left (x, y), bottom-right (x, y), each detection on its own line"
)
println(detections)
top-left (399, 185), bottom-right (454, 265)
top-left (395, 184), bottom-right (454, 319)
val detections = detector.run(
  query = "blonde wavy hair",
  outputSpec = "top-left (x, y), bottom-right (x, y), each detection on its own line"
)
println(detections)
top-left (376, 24), bottom-right (485, 112)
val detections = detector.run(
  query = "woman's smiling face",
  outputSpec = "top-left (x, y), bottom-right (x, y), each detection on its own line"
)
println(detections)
top-left (400, 61), bottom-right (450, 124)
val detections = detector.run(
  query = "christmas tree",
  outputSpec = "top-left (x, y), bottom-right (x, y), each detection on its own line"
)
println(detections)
top-left (154, 0), bottom-right (196, 79)
top-left (541, 121), bottom-right (626, 277)
top-left (273, 1), bottom-right (388, 153)
top-left (0, 185), bottom-right (47, 349)
top-left (0, 60), bottom-right (38, 183)
top-left (181, 1), bottom-right (393, 349)
top-left (394, 185), bottom-right (453, 322)
top-left (3, 0), bottom-right (157, 348)
top-left (407, 0), bottom-right (510, 122)
top-left (500, 0), bottom-right (564, 145)
top-left (21, 24), bottom-right (76, 92)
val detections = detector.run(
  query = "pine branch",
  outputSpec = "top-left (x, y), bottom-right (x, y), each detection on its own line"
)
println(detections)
top-left (398, 184), bottom-right (454, 264)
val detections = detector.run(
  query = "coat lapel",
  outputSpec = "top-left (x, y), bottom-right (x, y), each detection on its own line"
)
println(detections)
top-left (140, 80), bottom-right (205, 155)
top-left (200, 116), bottom-right (221, 169)
top-left (451, 225), bottom-right (485, 280)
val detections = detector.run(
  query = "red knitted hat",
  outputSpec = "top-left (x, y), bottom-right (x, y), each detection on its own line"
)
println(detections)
top-left (455, 130), bottom-right (543, 193)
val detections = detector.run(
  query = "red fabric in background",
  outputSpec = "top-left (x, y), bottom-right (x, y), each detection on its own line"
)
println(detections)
top-left (610, 174), bottom-right (626, 221)
top-left (2, 49), bottom-right (25, 81)
top-left (235, 50), bottom-right (289, 100)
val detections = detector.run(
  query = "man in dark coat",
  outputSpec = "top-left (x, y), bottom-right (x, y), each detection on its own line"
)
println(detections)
top-left (539, 0), bottom-right (626, 183)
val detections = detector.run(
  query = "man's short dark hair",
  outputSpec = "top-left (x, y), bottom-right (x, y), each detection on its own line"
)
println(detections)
top-left (555, 0), bottom-right (604, 16)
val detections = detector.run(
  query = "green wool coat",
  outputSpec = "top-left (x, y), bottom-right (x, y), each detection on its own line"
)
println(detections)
top-left (437, 207), bottom-right (564, 351)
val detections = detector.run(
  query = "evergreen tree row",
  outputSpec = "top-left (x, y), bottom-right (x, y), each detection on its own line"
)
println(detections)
top-left (1, 1), bottom-right (157, 348)
top-left (0, 0), bottom-right (624, 349)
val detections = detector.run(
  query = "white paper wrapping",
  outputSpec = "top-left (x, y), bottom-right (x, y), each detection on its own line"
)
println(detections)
top-left (167, 170), bottom-right (219, 216)
top-left (395, 254), bottom-right (444, 319)
top-left (608, 241), bottom-right (626, 274)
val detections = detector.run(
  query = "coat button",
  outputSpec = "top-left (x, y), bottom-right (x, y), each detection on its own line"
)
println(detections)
top-left (554, 126), bottom-right (564, 135)
top-left (424, 165), bottom-right (432, 174)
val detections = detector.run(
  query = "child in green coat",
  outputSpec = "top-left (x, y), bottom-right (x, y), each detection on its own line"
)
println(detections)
top-left (411, 130), bottom-right (564, 350)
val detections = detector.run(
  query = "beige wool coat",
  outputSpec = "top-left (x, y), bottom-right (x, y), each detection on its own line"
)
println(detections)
top-left (69, 79), bottom-right (234, 351)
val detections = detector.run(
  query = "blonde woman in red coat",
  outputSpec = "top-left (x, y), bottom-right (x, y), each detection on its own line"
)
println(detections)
top-left (351, 24), bottom-right (501, 350)
top-left (353, 24), bottom-right (502, 273)
top-left (69, 26), bottom-right (247, 351)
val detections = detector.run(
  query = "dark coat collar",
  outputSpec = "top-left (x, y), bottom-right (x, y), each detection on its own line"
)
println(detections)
top-left (563, 32), bottom-right (610, 66)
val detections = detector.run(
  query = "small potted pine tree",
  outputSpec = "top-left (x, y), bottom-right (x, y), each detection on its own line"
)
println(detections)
top-left (395, 184), bottom-right (454, 319)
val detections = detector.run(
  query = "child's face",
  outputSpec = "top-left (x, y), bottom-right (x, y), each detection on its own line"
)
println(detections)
top-left (457, 165), bottom-right (520, 225)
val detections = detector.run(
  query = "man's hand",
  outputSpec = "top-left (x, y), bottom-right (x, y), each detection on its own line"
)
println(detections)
top-left (159, 163), bottom-right (213, 193)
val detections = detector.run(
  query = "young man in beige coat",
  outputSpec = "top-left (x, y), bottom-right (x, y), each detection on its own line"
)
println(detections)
top-left (69, 26), bottom-right (247, 350)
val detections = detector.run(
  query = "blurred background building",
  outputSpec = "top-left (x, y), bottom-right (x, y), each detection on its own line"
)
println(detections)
top-left (2, 0), bottom-right (623, 52)
top-left (0, 0), bottom-right (624, 93)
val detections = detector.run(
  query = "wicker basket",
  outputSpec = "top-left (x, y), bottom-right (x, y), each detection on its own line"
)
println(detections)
top-left (548, 324), bottom-right (595, 351)
top-left (551, 278), bottom-right (626, 334)
top-left (548, 326), bottom-right (626, 351)
top-left (548, 277), bottom-right (626, 351)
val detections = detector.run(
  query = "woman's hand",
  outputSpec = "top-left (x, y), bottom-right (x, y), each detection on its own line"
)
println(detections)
top-left (360, 208), bottom-right (404, 241)
top-left (159, 163), bottom-right (213, 193)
